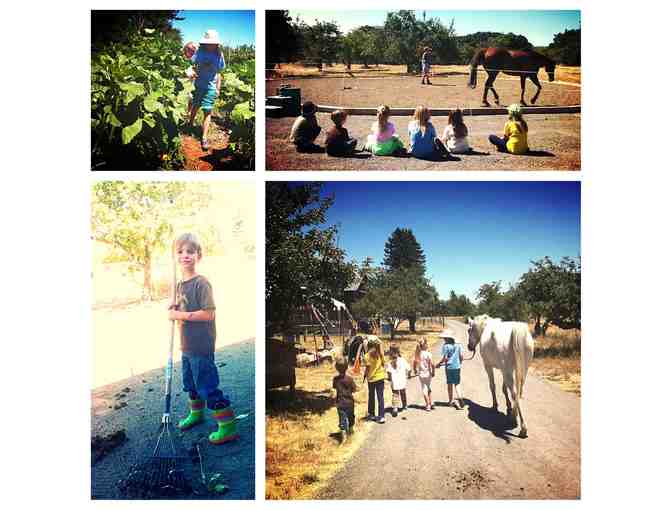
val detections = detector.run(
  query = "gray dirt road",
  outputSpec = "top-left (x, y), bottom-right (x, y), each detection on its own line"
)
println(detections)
top-left (91, 339), bottom-right (255, 500)
top-left (318, 321), bottom-right (580, 500)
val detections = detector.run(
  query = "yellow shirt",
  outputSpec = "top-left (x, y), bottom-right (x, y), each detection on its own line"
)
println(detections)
top-left (504, 120), bottom-right (528, 154)
top-left (364, 352), bottom-right (386, 383)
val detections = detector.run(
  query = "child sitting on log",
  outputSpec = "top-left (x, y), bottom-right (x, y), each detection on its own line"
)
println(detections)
top-left (289, 101), bottom-right (322, 152)
top-left (325, 110), bottom-right (358, 156)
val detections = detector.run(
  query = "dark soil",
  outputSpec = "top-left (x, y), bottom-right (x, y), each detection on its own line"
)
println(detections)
top-left (180, 117), bottom-right (248, 171)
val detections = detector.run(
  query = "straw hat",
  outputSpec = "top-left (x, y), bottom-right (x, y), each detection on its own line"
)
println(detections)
top-left (200, 29), bottom-right (221, 45)
top-left (438, 328), bottom-right (457, 339)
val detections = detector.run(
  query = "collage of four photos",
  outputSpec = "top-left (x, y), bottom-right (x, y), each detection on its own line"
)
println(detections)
top-left (90, 8), bottom-right (582, 501)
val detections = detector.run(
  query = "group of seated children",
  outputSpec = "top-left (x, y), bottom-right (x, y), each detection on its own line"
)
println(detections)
top-left (289, 101), bottom-right (530, 158)
top-left (331, 330), bottom-right (465, 444)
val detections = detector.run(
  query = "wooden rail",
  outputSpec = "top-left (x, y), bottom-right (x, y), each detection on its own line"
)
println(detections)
top-left (317, 105), bottom-right (581, 116)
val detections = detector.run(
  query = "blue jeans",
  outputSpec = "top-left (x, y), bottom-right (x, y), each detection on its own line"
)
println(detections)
top-left (337, 407), bottom-right (355, 431)
top-left (367, 380), bottom-right (385, 419)
top-left (488, 135), bottom-right (509, 152)
top-left (181, 352), bottom-right (229, 409)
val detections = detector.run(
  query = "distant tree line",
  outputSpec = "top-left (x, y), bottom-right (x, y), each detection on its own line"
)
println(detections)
top-left (267, 10), bottom-right (581, 70)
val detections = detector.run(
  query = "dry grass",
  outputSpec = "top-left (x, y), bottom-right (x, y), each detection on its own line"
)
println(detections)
top-left (265, 319), bottom-right (447, 499)
top-left (267, 63), bottom-right (581, 85)
top-left (530, 325), bottom-right (581, 395)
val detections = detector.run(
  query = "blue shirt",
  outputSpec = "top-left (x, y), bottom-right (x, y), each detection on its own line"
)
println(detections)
top-left (408, 121), bottom-right (437, 158)
top-left (192, 48), bottom-right (225, 90)
top-left (441, 343), bottom-right (463, 370)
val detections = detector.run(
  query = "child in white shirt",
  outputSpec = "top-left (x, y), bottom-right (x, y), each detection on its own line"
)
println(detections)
top-left (386, 344), bottom-right (411, 417)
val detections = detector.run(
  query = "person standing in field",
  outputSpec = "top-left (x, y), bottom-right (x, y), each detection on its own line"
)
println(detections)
top-left (421, 47), bottom-right (432, 85)
top-left (413, 337), bottom-right (435, 411)
top-left (332, 356), bottom-right (357, 444)
top-left (187, 30), bottom-right (225, 151)
top-left (169, 233), bottom-right (239, 444)
top-left (435, 329), bottom-right (465, 410)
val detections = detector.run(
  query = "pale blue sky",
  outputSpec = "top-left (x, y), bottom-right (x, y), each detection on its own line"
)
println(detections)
top-left (289, 10), bottom-right (580, 46)
top-left (303, 181), bottom-right (581, 301)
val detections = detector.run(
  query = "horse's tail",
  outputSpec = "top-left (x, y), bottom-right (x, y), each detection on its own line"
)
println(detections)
top-left (468, 49), bottom-right (485, 89)
top-left (511, 324), bottom-right (533, 399)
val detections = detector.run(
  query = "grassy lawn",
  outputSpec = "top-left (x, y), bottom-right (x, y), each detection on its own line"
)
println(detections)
top-left (265, 319), bottom-right (449, 499)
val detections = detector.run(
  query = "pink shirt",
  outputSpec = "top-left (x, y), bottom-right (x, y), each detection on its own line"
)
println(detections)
top-left (371, 121), bottom-right (396, 143)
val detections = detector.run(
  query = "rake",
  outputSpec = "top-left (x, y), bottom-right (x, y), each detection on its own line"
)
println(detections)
top-left (118, 239), bottom-right (192, 498)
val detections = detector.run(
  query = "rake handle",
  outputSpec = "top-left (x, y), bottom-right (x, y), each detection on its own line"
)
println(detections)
top-left (163, 239), bottom-right (178, 420)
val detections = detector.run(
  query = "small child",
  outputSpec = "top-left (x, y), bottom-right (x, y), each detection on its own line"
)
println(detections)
top-left (169, 233), bottom-right (238, 445)
top-left (364, 105), bottom-right (405, 156)
top-left (187, 30), bottom-right (225, 150)
top-left (488, 103), bottom-right (529, 154)
top-left (289, 101), bottom-right (322, 152)
top-left (386, 344), bottom-right (411, 417)
top-left (332, 356), bottom-right (357, 444)
top-left (442, 109), bottom-right (472, 154)
top-left (421, 46), bottom-right (432, 85)
top-left (325, 110), bottom-right (357, 156)
top-left (436, 329), bottom-right (465, 410)
top-left (362, 339), bottom-right (386, 423)
top-left (408, 106), bottom-right (449, 159)
top-left (182, 42), bottom-right (198, 115)
top-left (413, 337), bottom-right (435, 411)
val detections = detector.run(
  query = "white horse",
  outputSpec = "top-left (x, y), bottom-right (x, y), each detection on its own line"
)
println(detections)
top-left (467, 314), bottom-right (534, 438)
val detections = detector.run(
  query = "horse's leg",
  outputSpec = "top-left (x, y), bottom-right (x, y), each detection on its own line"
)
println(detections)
top-left (519, 75), bottom-right (528, 106)
top-left (505, 372), bottom-right (527, 437)
top-left (482, 72), bottom-right (492, 106)
top-left (485, 364), bottom-right (498, 410)
top-left (502, 381), bottom-right (513, 416)
top-left (530, 74), bottom-right (542, 105)
top-left (489, 71), bottom-right (500, 106)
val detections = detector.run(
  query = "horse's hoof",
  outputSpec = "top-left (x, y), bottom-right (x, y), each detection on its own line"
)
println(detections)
top-left (482, 102), bottom-right (490, 107)
top-left (519, 429), bottom-right (528, 439)
top-left (520, 101), bottom-right (528, 107)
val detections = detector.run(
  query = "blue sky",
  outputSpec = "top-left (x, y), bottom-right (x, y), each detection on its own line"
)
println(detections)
top-left (289, 10), bottom-right (580, 46)
top-left (173, 10), bottom-right (255, 47)
top-left (304, 181), bottom-right (580, 301)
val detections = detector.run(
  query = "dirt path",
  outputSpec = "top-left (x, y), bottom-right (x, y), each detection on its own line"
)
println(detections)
top-left (91, 339), bottom-right (255, 500)
top-left (180, 117), bottom-right (241, 171)
top-left (318, 321), bottom-right (580, 500)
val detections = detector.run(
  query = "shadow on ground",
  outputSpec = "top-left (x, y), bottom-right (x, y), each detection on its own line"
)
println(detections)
top-left (266, 388), bottom-right (333, 418)
top-left (463, 398), bottom-right (518, 444)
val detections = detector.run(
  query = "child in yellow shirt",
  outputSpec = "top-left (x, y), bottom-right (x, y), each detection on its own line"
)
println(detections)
top-left (488, 103), bottom-right (529, 154)
top-left (362, 339), bottom-right (386, 423)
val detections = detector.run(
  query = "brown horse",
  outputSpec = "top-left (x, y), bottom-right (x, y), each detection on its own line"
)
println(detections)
top-left (468, 48), bottom-right (556, 107)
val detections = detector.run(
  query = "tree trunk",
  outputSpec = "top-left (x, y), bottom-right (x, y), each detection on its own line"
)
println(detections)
top-left (534, 316), bottom-right (542, 337)
top-left (143, 255), bottom-right (153, 301)
top-left (409, 316), bottom-right (417, 333)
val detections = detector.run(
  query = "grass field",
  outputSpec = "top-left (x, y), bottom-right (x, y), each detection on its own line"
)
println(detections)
top-left (530, 325), bottom-right (581, 395)
top-left (267, 63), bottom-right (581, 85)
top-left (265, 319), bottom-right (448, 499)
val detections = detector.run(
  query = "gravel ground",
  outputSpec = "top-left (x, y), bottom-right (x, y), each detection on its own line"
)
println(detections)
top-left (266, 112), bottom-right (580, 171)
top-left (91, 339), bottom-right (255, 500)
top-left (317, 321), bottom-right (580, 500)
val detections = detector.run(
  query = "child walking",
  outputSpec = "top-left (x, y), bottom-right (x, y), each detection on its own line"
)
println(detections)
top-left (187, 30), bottom-right (225, 150)
top-left (325, 110), bottom-right (357, 156)
top-left (169, 233), bottom-right (239, 444)
top-left (436, 329), bottom-right (465, 410)
top-left (362, 339), bottom-right (386, 423)
top-left (332, 356), bottom-right (357, 444)
top-left (289, 101), bottom-right (322, 152)
top-left (408, 106), bottom-right (449, 159)
top-left (364, 105), bottom-right (405, 155)
top-left (488, 103), bottom-right (529, 154)
top-left (442, 109), bottom-right (472, 154)
top-left (413, 337), bottom-right (435, 411)
top-left (386, 344), bottom-right (411, 417)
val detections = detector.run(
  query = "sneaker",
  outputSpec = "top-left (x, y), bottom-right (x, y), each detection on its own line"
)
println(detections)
top-left (377, 417), bottom-right (386, 424)
top-left (426, 405), bottom-right (432, 412)
top-left (201, 138), bottom-right (210, 150)
top-left (338, 431), bottom-right (346, 444)
top-left (430, 404), bottom-right (435, 410)
top-left (364, 415), bottom-right (375, 421)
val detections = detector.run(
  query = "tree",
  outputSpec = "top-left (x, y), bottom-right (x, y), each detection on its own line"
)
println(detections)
top-left (383, 227), bottom-right (427, 274)
top-left (266, 183), bottom-right (356, 335)
top-left (91, 182), bottom-right (212, 299)
top-left (518, 256), bottom-right (581, 334)
top-left (297, 20), bottom-right (343, 69)
top-left (91, 10), bottom-right (182, 51)
top-left (352, 267), bottom-right (437, 340)
top-left (266, 10), bottom-right (301, 64)
top-left (546, 29), bottom-right (581, 65)
top-left (346, 26), bottom-right (385, 68)
top-left (384, 10), bottom-right (424, 73)
top-left (443, 290), bottom-right (476, 317)
top-left (383, 227), bottom-right (427, 331)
